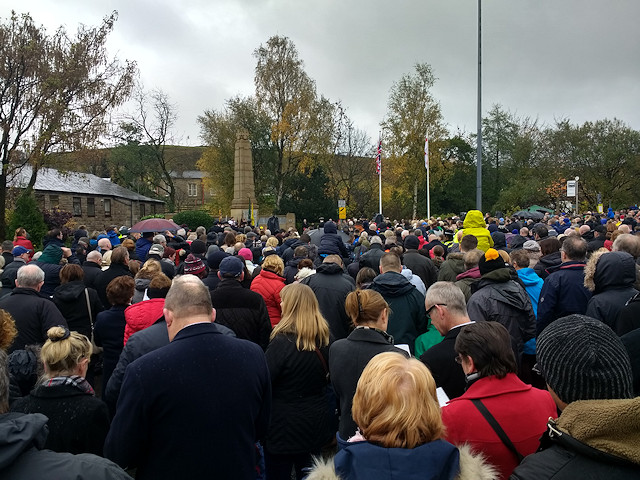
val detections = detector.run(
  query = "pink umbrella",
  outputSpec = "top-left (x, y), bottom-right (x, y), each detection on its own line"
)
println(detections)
top-left (128, 218), bottom-right (180, 233)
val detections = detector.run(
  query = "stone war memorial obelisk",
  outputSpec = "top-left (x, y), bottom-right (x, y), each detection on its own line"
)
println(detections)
top-left (230, 129), bottom-right (258, 223)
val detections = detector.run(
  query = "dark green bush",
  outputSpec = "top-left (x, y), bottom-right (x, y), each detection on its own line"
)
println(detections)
top-left (9, 193), bottom-right (47, 250)
top-left (172, 210), bottom-right (214, 231)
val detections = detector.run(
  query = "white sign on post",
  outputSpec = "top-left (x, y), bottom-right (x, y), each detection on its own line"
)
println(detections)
top-left (567, 180), bottom-right (576, 197)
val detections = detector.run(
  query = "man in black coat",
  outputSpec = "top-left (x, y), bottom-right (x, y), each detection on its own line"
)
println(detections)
top-left (403, 234), bottom-right (437, 290)
top-left (358, 236), bottom-right (385, 271)
top-left (81, 250), bottom-right (103, 290)
top-left (419, 282), bottom-right (474, 400)
top-left (94, 246), bottom-right (133, 309)
top-left (302, 255), bottom-right (355, 341)
top-left (210, 256), bottom-right (272, 350)
top-left (0, 265), bottom-right (67, 354)
top-left (104, 275), bottom-right (271, 480)
top-left (1, 240), bottom-right (14, 268)
top-left (0, 246), bottom-right (30, 290)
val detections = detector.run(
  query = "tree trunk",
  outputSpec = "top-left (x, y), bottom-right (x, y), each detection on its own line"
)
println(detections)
top-left (0, 170), bottom-right (6, 241)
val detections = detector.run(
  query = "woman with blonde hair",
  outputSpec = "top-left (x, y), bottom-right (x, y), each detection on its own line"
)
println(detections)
top-left (13, 227), bottom-right (34, 257)
top-left (132, 258), bottom-right (163, 303)
top-left (329, 289), bottom-right (408, 442)
top-left (10, 326), bottom-right (110, 456)
top-left (251, 254), bottom-right (286, 326)
top-left (307, 352), bottom-right (498, 480)
top-left (264, 283), bottom-right (332, 480)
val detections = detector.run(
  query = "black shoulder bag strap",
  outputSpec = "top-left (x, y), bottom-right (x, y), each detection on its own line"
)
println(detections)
top-left (471, 398), bottom-right (524, 462)
top-left (314, 347), bottom-right (330, 382)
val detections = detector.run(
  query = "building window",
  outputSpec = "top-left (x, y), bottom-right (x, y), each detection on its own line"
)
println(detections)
top-left (151, 203), bottom-right (156, 215)
top-left (87, 198), bottom-right (95, 217)
top-left (73, 197), bottom-right (82, 216)
top-left (140, 203), bottom-right (145, 218)
top-left (188, 183), bottom-right (197, 197)
top-left (50, 195), bottom-right (59, 208)
top-left (104, 199), bottom-right (111, 217)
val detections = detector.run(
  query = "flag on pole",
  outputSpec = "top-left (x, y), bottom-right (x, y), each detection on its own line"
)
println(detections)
top-left (424, 132), bottom-right (429, 170)
top-left (376, 138), bottom-right (382, 175)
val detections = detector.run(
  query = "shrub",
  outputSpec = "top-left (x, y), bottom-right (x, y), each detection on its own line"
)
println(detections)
top-left (8, 193), bottom-right (47, 250)
top-left (172, 210), bottom-right (214, 231)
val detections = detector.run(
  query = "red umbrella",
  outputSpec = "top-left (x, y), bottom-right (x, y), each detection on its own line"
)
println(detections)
top-left (128, 218), bottom-right (180, 233)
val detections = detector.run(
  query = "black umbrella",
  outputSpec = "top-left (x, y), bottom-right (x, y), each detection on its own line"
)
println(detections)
top-left (307, 228), bottom-right (350, 246)
top-left (512, 210), bottom-right (544, 220)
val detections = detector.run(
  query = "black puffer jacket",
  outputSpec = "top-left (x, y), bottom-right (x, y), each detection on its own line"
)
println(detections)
top-left (584, 251), bottom-right (638, 332)
top-left (467, 268), bottom-right (536, 358)
top-left (301, 262), bottom-right (355, 341)
top-left (533, 251), bottom-right (562, 279)
top-left (358, 243), bottom-right (385, 271)
top-left (318, 222), bottom-right (348, 257)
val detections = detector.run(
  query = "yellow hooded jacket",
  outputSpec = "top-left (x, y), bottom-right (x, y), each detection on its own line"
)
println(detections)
top-left (461, 210), bottom-right (494, 252)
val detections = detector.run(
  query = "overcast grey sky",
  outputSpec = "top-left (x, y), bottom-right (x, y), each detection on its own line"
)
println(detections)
top-left (11, 0), bottom-right (640, 146)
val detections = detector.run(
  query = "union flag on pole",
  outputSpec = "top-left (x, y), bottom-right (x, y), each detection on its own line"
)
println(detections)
top-left (376, 139), bottom-right (382, 175)
top-left (424, 133), bottom-right (429, 170)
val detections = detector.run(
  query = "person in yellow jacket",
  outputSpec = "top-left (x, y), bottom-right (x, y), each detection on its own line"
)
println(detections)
top-left (461, 210), bottom-right (494, 252)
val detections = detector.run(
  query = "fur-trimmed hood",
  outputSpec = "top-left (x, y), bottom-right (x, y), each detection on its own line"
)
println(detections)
top-left (584, 250), bottom-right (636, 293)
top-left (305, 443), bottom-right (498, 480)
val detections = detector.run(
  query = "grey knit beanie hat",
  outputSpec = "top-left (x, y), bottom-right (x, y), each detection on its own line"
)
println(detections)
top-left (537, 315), bottom-right (633, 403)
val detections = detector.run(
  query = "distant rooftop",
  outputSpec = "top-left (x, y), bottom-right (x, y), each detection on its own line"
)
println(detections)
top-left (170, 170), bottom-right (206, 179)
top-left (9, 166), bottom-right (164, 204)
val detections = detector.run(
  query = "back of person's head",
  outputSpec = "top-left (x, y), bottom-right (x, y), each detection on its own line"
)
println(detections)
top-left (1, 240), bottom-right (14, 252)
top-left (463, 249), bottom-right (484, 270)
top-left (121, 238), bottom-right (135, 252)
top-left (136, 259), bottom-right (162, 280)
top-left (59, 264), bottom-right (83, 284)
top-left (271, 283), bottom-right (329, 351)
top-left (265, 236), bottom-right (279, 248)
top-left (369, 235), bottom-right (383, 246)
top-left (352, 352), bottom-right (443, 448)
top-left (539, 237), bottom-right (560, 256)
top-left (262, 254), bottom-right (284, 276)
top-left (16, 264), bottom-right (44, 289)
top-left (533, 224), bottom-right (549, 238)
top-left (612, 233), bottom-right (640, 259)
top-left (323, 254), bottom-right (343, 267)
top-left (294, 246), bottom-right (308, 258)
top-left (164, 275), bottom-right (212, 320)
top-left (345, 289), bottom-right (389, 326)
top-left (510, 249), bottom-right (530, 268)
top-left (537, 315), bottom-right (633, 404)
top-left (300, 233), bottom-right (311, 243)
top-left (379, 252), bottom-right (401, 273)
top-left (455, 322), bottom-right (517, 379)
top-left (107, 275), bottom-right (135, 307)
top-left (0, 349), bottom-right (9, 413)
top-left (424, 282), bottom-right (468, 317)
top-left (356, 267), bottom-right (377, 288)
top-left (432, 245), bottom-right (445, 257)
top-left (41, 326), bottom-right (92, 378)
top-left (147, 274), bottom-right (172, 299)
top-left (110, 245), bottom-right (129, 265)
top-left (297, 258), bottom-right (313, 270)
top-left (0, 309), bottom-right (17, 352)
top-left (86, 250), bottom-right (103, 264)
top-left (460, 234), bottom-right (478, 252)
top-left (561, 236), bottom-right (587, 261)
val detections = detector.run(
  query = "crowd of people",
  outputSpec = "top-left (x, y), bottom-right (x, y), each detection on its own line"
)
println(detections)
top-left (0, 208), bottom-right (638, 479)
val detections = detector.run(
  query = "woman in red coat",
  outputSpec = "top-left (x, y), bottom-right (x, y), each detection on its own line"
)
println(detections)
top-left (441, 322), bottom-right (557, 479)
top-left (13, 227), bottom-right (34, 257)
top-left (251, 254), bottom-right (286, 327)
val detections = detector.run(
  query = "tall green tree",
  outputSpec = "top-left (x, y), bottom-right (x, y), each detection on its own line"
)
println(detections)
top-left (381, 63), bottom-right (448, 219)
top-left (253, 35), bottom-right (333, 211)
top-left (547, 118), bottom-right (640, 208)
top-left (0, 11), bottom-right (136, 239)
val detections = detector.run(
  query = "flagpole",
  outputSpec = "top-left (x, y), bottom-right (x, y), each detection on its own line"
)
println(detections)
top-left (425, 131), bottom-right (430, 220)
top-left (377, 132), bottom-right (383, 215)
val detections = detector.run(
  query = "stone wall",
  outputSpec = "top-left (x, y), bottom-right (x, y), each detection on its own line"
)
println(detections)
top-left (36, 191), bottom-right (164, 231)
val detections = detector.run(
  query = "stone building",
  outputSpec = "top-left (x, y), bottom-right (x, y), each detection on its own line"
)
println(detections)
top-left (9, 166), bottom-right (164, 231)
top-left (169, 170), bottom-right (214, 212)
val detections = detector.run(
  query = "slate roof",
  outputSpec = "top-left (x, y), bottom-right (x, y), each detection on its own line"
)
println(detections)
top-left (9, 166), bottom-right (164, 204)
top-left (169, 170), bottom-right (205, 179)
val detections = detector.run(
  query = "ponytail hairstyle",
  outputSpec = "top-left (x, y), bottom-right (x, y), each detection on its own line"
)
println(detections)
top-left (345, 289), bottom-right (389, 327)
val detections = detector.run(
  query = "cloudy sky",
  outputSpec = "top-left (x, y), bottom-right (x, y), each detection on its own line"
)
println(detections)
top-left (11, 0), bottom-right (640, 146)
